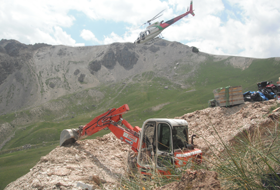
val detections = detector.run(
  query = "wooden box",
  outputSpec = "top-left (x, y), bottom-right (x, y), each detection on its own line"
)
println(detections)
top-left (213, 86), bottom-right (244, 107)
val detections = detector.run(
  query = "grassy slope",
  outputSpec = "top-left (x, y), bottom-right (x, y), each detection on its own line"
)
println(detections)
top-left (0, 57), bottom-right (280, 189)
top-left (0, 144), bottom-right (57, 190)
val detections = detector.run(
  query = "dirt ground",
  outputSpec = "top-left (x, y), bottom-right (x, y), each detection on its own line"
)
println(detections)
top-left (5, 134), bottom-right (131, 190)
top-left (179, 100), bottom-right (280, 156)
top-left (155, 169), bottom-right (221, 190)
top-left (5, 100), bottom-right (280, 190)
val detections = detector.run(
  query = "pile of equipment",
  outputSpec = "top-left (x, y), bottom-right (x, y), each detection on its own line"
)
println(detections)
top-left (243, 79), bottom-right (280, 102)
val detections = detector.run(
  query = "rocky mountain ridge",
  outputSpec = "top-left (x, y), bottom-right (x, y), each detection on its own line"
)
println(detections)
top-left (0, 39), bottom-right (257, 115)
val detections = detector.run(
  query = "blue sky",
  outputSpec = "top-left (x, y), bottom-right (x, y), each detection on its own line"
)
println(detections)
top-left (1, 0), bottom-right (280, 58)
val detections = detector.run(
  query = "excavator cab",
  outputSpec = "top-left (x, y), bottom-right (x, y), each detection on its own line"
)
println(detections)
top-left (137, 119), bottom-right (201, 174)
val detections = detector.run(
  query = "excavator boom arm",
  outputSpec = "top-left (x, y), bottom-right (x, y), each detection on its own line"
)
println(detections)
top-left (60, 104), bottom-right (140, 152)
top-left (81, 104), bottom-right (130, 137)
top-left (107, 120), bottom-right (140, 152)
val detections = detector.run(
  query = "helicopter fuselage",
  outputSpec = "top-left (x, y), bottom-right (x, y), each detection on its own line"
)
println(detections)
top-left (134, 23), bottom-right (164, 44)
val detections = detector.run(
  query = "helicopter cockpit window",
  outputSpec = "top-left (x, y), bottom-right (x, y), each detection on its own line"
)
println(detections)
top-left (172, 126), bottom-right (188, 150)
top-left (139, 32), bottom-right (145, 40)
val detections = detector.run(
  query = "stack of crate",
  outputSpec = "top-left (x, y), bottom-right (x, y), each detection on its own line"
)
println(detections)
top-left (213, 86), bottom-right (244, 107)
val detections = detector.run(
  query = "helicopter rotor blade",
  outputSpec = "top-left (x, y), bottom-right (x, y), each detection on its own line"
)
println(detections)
top-left (151, 9), bottom-right (165, 20)
top-left (149, 13), bottom-right (163, 22)
top-left (146, 9), bottom-right (165, 24)
top-left (137, 9), bottom-right (165, 29)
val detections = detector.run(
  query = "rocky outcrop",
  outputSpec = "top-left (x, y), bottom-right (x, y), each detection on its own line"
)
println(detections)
top-left (4, 133), bottom-right (130, 190)
top-left (0, 38), bottom-right (263, 116)
top-left (177, 99), bottom-right (280, 155)
top-left (0, 39), bottom-right (205, 115)
top-left (88, 44), bottom-right (139, 74)
top-left (0, 123), bottom-right (14, 149)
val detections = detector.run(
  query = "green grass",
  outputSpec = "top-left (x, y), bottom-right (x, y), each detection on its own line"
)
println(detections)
top-left (201, 123), bottom-right (280, 189)
top-left (0, 144), bottom-right (57, 190)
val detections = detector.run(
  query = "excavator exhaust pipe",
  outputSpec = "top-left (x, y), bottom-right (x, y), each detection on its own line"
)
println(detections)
top-left (60, 128), bottom-right (80, 146)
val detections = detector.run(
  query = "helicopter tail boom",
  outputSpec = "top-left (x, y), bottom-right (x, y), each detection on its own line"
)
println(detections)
top-left (188, 0), bottom-right (195, 16)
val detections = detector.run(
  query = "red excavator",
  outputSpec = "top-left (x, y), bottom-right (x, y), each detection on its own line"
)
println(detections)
top-left (60, 104), bottom-right (202, 176)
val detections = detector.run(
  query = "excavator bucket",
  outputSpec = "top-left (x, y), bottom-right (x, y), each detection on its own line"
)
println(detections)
top-left (60, 128), bottom-right (80, 146)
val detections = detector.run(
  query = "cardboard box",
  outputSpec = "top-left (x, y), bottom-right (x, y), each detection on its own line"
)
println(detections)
top-left (213, 86), bottom-right (244, 107)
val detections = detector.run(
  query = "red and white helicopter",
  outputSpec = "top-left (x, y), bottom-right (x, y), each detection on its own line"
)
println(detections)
top-left (134, 0), bottom-right (195, 44)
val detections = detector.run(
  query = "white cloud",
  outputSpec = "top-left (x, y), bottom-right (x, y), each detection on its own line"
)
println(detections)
top-left (0, 0), bottom-right (81, 46)
top-left (78, 0), bottom-right (169, 25)
top-left (80, 29), bottom-right (100, 44)
top-left (0, 0), bottom-right (279, 58)
top-left (53, 27), bottom-right (84, 46)
top-left (161, 0), bottom-right (280, 58)
top-left (103, 32), bottom-right (125, 44)
top-left (167, 0), bottom-right (225, 16)
top-left (103, 27), bottom-right (141, 44)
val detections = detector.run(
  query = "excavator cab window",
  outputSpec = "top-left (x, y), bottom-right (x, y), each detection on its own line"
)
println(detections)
top-left (157, 123), bottom-right (171, 151)
top-left (138, 122), bottom-right (156, 166)
top-left (156, 123), bottom-right (173, 168)
top-left (143, 122), bottom-right (156, 151)
top-left (172, 126), bottom-right (188, 150)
